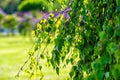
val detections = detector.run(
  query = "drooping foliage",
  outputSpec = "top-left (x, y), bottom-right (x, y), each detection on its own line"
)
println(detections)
top-left (18, 0), bottom-right (120, 80)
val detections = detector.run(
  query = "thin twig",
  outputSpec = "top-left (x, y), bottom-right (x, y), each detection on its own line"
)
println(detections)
top-left (16, 52), bottom-right (34, 77)
top-left (16, 38), bottom-right (37, 77)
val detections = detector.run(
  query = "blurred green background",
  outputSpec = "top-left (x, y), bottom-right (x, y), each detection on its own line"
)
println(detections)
top-left (0, 0), bottom-right (69, 80)
top-left (0, 36), bottom-right (70, 80)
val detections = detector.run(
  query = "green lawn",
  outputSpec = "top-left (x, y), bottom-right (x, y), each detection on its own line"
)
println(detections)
top-left (0, 35), bottom-right (70, 80)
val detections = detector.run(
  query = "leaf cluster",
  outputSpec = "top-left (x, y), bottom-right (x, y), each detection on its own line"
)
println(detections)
top-left (19, 0), bottom-right (120, 80)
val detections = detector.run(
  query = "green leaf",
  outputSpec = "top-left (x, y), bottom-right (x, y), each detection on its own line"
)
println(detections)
top-left (91, 61), bottom-right (101, 70)
top-left (108, 42), bottom-right (118, 53)
top-left (86, 30), bottom-right (91, 38)
top-left (88, 73), bottom-right (96, 80)
top-left (37, 37), bottom-right (40, 44)
top-left (112, 64), bottom-right (120, 80)
top-left (100, 56), bottom-right (112, 66)
top-left (40, 32), bottom-right (47, 39)
top-left (95, 70), bottom-right (104, 80)
top-left (34, 44), bottom-right (38, 51)
top-left (116, 0), bottom-right (120, 7)
top-left (115, 50), bottom-right (120, 59)
top-left (66, 59), bottom-right (69, 64)
top-left (105, 72), bottom-right (109, 79)
top-left (116, 6), bottom-right (120, 12)
top-left (99, 31), bottom-right (106, 41)
top-left (48, 19), bottom-right (54, 26)
top-left (115, 27), bottom-right (120, 37)
top-left (40, 54), bottom-right (44, 59)
top-left (45, 26), bottom-right (51, 32)
top-left (47, 37), bottom-right (51, 44)
top-left (69, 71), bottom-right (74, 78)
top-left (39, 65), bottom-right (42, 70)
top-left (56, 67), bottom-right (59, 75)
top-left (66, 35), bottom-right (72, 43)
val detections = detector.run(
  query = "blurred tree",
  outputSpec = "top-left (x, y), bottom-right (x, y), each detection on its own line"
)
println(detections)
top-left (18, 0), bottom-right (51, 12)
top-left (0, 14), bottom-right (3, 24)
top-left (2, 15), bottom-right (18, 35)
top-left (0, 9), bottom-right (4, 23)
top-left (47, 0), bottom-right (68, 11)
top-left (18, 16), bottom-right (33, 36)
top-left (0, 0), bottom-right (21, 14)
top-left (0, 8), bottom-right (5, 32)
top-left (0, 0), bottom-right (9, 9)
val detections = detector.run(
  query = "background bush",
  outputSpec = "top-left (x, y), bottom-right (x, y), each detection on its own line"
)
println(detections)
top-left (2, 15), bottom-right (18, 35)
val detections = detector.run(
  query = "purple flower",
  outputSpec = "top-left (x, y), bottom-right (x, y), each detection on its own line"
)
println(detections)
top-left (0, 8), bottom-right (6, 15)
top-left (44, 12), bottom-right (50, 20)
top-left (38, 8), bottom-right (71, 22)
top-left (60, 8), bottom-right (71, 19)
top-left (63, 12), bottom-right (70, 19)
top-left (25, 11), bottom-right (33, 17)
top-left (20, 17), bottom-right (25, 22)
top-left (53, 8), bottom-right (71, 19)
top-left (16, 12), bottom-right (24, 17)
top-left (17, 11), bottom-right (33, 18)
top-left (32, 18), bottom-right (41, 25)
top-left (63, 8), bottom-right (71, 13)
top-left (53, 11), bottom-right (60, 18)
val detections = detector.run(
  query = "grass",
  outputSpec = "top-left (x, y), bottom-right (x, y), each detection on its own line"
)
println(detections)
top-left (0, 35), bottom-right (70, 80)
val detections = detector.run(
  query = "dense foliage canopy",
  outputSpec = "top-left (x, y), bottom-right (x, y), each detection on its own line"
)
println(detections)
top-left (18, 0), bottom-right (120, 80)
